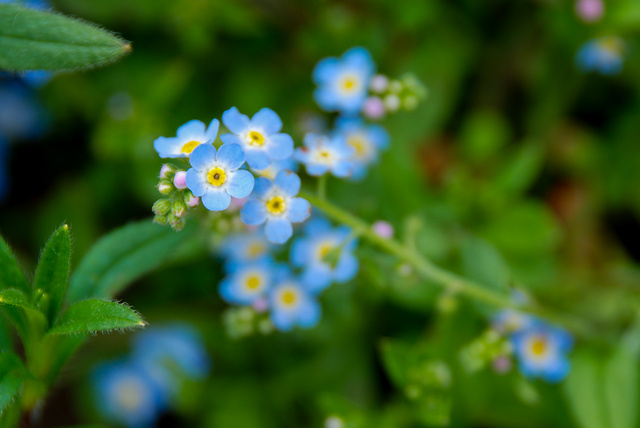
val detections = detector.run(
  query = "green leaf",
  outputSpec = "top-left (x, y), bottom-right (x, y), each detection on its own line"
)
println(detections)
top-left (0, 288), bottom-right (39, 313)
top-left (0, 352), bottom-right (28, 416)
top-left (67, 220), bottom-right (203, 303)
top-left (604, 346), bottom-right (638, 428)
top-left (48, 299), bottom-right (145, 335)
top-left (0, 4), bottom-right (131, 72)
top-left (459, 235), bottom-right (510, 292)
top-left (563, 350), bottom-right (608, 428)
top-left (492, 139), bottom-right (545, 196)
top-left (0, 234), bottom-right (30, 294)
top-left (33, 224), bottom-right (71, 324)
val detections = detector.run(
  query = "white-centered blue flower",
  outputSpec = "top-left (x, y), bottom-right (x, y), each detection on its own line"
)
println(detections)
top-left (219, 258), bottom-right (275, 305)
top-left (576, 36), bottom-right (625, 75)
top-left (240, 170), bottom-right (311, 244)
top-left (185, 144), bottom-right (254, 211)
top-left (220, 107), bottom-right (294, 170)
top-left (290, 217), bottom-right (359, 293)
top-left (92, 360), bottom-right (166, 428)
top-left (313, 47), bottom-right (375, 115)
top-left (295, 133), bottom-right (355, 178)
top-left (153, 118), bottom-right (219, 158)
top-left (268, 267), bottom-right (321, 331)
top-left (334, 117), bottom-right (389, 180)
top-left (511, 321), bottom-right (573, 383)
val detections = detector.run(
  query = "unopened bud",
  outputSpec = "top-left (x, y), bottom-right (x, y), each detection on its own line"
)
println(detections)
top-left (171, 218), bottom-right (185, 231)
top-left (183, 191), bottom-right (200, 207)
top-left (171, 200), bottom-right (187, 218)
top-left (388, 79), bottom-right (403, 94)
top-left (157, 179), bottom-right (173, 195)
top-left (153, 214), bottom-right (169, 225)
top-left (362, 96), bottom-right (385, 120)
top-left (152, 199), bottom-right (171, 216)
top-left (384, 94), bottom-right (401, 112)
top-left (159, 164), bottom-right (177, 179)
top-left (173, 170), bottom-right (188, 190)
top-left (369, 74), bottom-right (389, 93)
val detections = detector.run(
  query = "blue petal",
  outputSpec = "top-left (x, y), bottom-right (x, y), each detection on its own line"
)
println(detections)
top-left (287, 197), bottom-right (311, 223)
top-left (201, 190), bottom-right (231, 211)
top-left (251, 108), bottom-right (282, 134)
top-left (290, 237), bottom-right (310, 267)
top-left (542, 356), bottom-right (570, 383)
top-left (297, 298), bottom-right (321, 328)
top-left (219, 278), bottom-right (241, 305)
top-left (304, 217), bottom-right (333, 236)
top-left (313, 87), bottom-right (339, 112)
top-left (245, 149), bottom-right (271, 170)
top-left (189, 144), bottom-right (217, 171)
top-left (343, 47), bottom-right (374, 71)
top-left (220, 133), bottom-right (243, 146)
top-left (271, 308), bottom-right (294, 332)
top-left (222, 107), bottom-right (250, 134)
top-left (204, 118), bottom-right (220, 141)
top-left (334, 252), bottom-right (359, 283)
top-left (265, 217), bottom-right (293, 244)
top-left (274, 170), bottom-right (300, 196)
top-left (369, 125), bottom-right (390, 150)
top-left (185, 169), bottom-right (207, 196)
top-left (154, 136), bottom-right (182, 158)
top-left (227, 169), bottom-right (254, 199)
top-left (301, 268), bottom-right (332, 293)
top-left (266, 133), bottom-right (294, 160)
top-left (240, 199), bottom-right (267, 226)
top-left (253, 176), bottom-right (274, 198)
top-left (177, 120), bottom-right (205, 139)
top-left (332, 160), bottom-right (353, 178)
top-left (216, 143), bottom-right (245, 170)
top-left (306, 163), bottom-right (330, 176)
top-left (312, 57), bottom-right (340, 84)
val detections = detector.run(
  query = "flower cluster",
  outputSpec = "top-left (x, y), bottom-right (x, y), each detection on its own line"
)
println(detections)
top-left (576, 36), bottom-right (625, 75)
top-left (150, 47), bottom-right (424, 333)
top-left (91, 323), bottom-right (210, 428)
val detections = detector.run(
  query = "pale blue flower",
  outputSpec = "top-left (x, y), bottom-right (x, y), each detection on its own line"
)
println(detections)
top-left (186, 144), bottom-right (254, 211)
top-left (290, 217), bottom-right (358, 293)
top-left (219, 258), bottom-right (275, 305)
top-left (154, 118), bottom-right (219, 158)
top-left (221, 107), bottom-right (294, 170)
top-left (219, 232), bottom-right (272, 271)
top-left (240, 170), bottom-right (311, 244)
top-left (313, 47), bottom-right (375, 115)
top-left (334, 117), bottom-right (389, 180)
top-left (295, 133), bottom-right (354, 178)
top-left (253, 155), bottom-right (299, 180)
top-left (269, 267), bottom-right (321, 331)
top-left (576, 36), bottom-right (625, 75)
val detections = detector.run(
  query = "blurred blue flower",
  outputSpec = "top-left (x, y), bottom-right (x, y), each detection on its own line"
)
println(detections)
top-left (511, 321), bottom-right (573, 383)
top-left (219, 258), bottom-right (275, 305)
top-left (269, 267), bottom-right (321, 331)
top-left (219, 232), bottom-right (272, 271)
top-left (492, 309), bottom-right (533, 334)
top-left (0, 80), bottom-right (48, 140)
top-left (92, 359), bottom-right (166, 428)
top-left (0, 0), bottom-right (51, 9)
top-left (220, 107), bottom-right (294, 170)
top-left (253, 155), bottom-right (299, 180)
top-left (295, 133), bottom-right (354, 178)
top-left (290, 217), bottom-right (359, 293)
top-left (576, 36), bottom-right (625, 75)
top-left (154, 118), bottom-right (219, 158)
top-left (313, 47), bottom-right (375, 115)
top-left (186, 144), bottom-right (254, 211)
top-left (240, 170), bottom-right (311, 244)
top-left (334, 117), bottom-right (389, 180)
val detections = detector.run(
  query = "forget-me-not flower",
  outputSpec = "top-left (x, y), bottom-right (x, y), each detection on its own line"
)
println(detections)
top-left (313, 47), bottom-right (375, 115)
top-left (219, 258), bottom-right (275, 305)
top-left (295, 133), bottom-right (354, 178)
top-left (185, 144), bottom-right (254, 211)
top-left (219, 232), bottom-right (272, 271)
top-left (154, 118), bottom-right (220, 158)
top-left (221, 107), bottom-right (294, 170)
top-left (92, 359), bottom-right (166, 428)
top-left (511, 320), bottom-right (573, 383)
top-left (334, 117), bottom-right (389, 180)
top-left (290, 217), bottom-right (359, 293)
top-left (253, 155), bottom-right (299, 180)
top-left (268, 267), bottom-right (321, 331)
top-left (240, 170), bottom-right (311, 244)
top-left (576, 36), bottom-right (625, 75)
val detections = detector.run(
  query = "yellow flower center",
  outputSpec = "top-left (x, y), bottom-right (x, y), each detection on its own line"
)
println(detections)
top-left (246, 242), bottom-right (265, 258)
top-left (266, 196), bottom-right (286, 214)
top-left (281, 290), bottom-right (297, 305)
top-left (347, 135), bottom-right (368, 157)
top-left (114, 379), bottom-right (144, 411)
top-left (318, 242), bottom-right (334, 260)
top-left (599, 37), bottom-right (622, 54)
top-left (207, 167), bottom-right (226, 186)
top-left (248, 131), bottom-right (265, 147)
top-left (181, 140), bottom-right (200, 154)
top-left (246, 275), bottom-right (261, 290)
top-left (342, 76), bottom-right (358, 92)
top-left (530, 336), bottom-right (547, 356)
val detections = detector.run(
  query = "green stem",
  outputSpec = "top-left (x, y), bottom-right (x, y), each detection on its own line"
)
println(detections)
top-left (301, 191), bottom-right (591, 336)
top-left (317, 175), bottom-right (328, 201)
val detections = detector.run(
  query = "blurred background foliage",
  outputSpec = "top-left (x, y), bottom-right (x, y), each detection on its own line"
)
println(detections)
top-left (2, 0), bottom-right (640, 426)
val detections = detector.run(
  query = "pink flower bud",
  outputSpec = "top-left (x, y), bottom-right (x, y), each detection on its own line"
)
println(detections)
top-left (173, 170), bottom-right (187, 190)
top-left (362, 96), bottom-right (385, 120)
top-left (252, 297), bottom-right (269, 313)
top-left (185, 194), bottom-right (200, 207)
top-left (229, 197), bottom-right (247, 211)
top-left (372, 220), bottom-right (394, 239)
top-left (575, 0), bottom-right (604, 22)
top-left (159, 164), bottom-right (176, 179)
top-left (492, 356), bottom-right (512, 374)
top-left (369, 74), bottom-right (389, 93)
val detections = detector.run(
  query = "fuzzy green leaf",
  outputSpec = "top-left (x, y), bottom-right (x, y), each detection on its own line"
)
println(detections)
top-left (563, 350), bottom-right (609, 428)
top-left (33, 224), bottom-right (71, 324)
top-left (0, 352), bottom-right (28, 416)
top-left (0, 234), bottom-right (30, 294)
top-left (67, 220), bottom-right (203, 303)
top-left (0, 288), bottom-right (41, 315)
top-left (48, 299), bottom-right (145, 335)
top-left (0, 4), bottom-right (131, 72)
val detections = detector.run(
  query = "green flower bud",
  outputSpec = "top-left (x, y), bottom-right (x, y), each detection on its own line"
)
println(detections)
top-left (153, 214), bottom-right (169, 225)
top-left (152, 198), bottom-right (171, 215)
top-left (171, 200), bottom-right (187, 218)
top-left (157, 179), bottom-right (173, 195)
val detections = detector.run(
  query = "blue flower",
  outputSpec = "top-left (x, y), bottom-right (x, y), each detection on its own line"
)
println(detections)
top-left (219, 258), bottom-right (275, 305)
top-left (186, 144), bottom-right (254, 211)
top-left (0, 80), bottom-right (48, 139)
top-left (154, 118), bottom-right (219, 158)
top-left (290, 217), bottom-right (359, 293)
top-left (313, 47), bottom-right (375, 115)
top-left (219, 232), bottom-right (272, 271)
top-left (576, 36), bottom-right (625, 75)
top-left (295, 133), bottom-right (354, 178)
top-left (92, 359), bottom-right (166, 428)
top-left (334, 117), bottom-right (389, 180)
top-left (240, 170), bottom-right (311, 244)
top-left (492, 309), bottom-right (533, 334)
top-left (253, 155), bottom-right (299, 180)
top-left (511, 321), bottom-right (573, 383)
top-left (268, 267), bottom-right (321, 331)
top-left (221, 107), bottom-right (294, 170)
